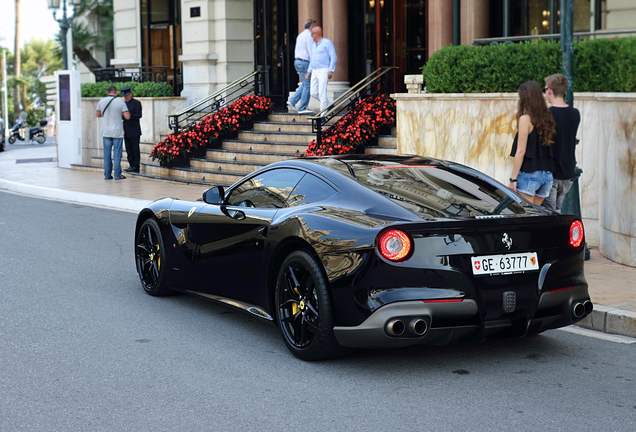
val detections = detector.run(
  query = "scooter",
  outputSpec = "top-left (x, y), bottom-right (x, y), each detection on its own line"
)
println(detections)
top-left (8, 119), bottom-right (47, 145)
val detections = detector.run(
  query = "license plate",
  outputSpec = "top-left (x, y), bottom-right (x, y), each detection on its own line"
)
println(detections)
top-left (471, 252), bottom-right (539, 275)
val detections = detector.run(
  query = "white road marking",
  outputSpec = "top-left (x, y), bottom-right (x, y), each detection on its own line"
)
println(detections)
top-left (558, 326), bottom-right (636, 344)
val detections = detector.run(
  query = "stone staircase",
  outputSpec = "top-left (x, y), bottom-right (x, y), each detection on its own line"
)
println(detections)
top-left (85, 112), bottom-right (397, 186)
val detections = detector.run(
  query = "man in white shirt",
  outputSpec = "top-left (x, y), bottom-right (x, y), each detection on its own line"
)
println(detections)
top-left (307, 26), bottom-right (337, 113)
top-left (288, 19), bottom-right (316, 114)
top-left (96, 86), bottom-right (131, 180)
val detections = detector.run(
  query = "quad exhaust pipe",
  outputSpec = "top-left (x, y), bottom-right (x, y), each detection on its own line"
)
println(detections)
top-left (583, 300), bottom-right (593, 315)
top-left (385, 317), bottom-right (430, 337)
top-left (409, 318), bottom-right (429, 336)
top-left (385, 319), bottom-right (406, 337)
top-left (572, 302), bottom-right (585, 319)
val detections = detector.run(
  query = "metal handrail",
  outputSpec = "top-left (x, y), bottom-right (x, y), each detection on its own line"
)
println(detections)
top-left (473, 28), bottom-right (636, 45)
top-left (168, 69), bottom-right (263, 133)
top-left (310, 66), bottom-right (396, 145)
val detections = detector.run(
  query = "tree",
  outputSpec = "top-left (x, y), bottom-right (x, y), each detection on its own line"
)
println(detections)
top-left (56, 0), bottom-right (114, 73)
top-left (21, 40), bottom-right (63, 108)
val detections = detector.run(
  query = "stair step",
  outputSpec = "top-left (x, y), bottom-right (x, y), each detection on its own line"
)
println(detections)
top-left (141, 162), bottom-right (244, 186)
top-left (365, 146), bottom-right (397, 155)
top-left (238, 130), bottom-right (313, 145)
top-left (90, 155), bottom-right (153, 168)
top-left (222, 140), bottom-right (307, 155)
top-left (252, 121), bottom-right (313, 133)
top-left (378, 136), bottom-right (397, 148)
top-left (206, 149), bottom-right (298, 164)
top-left (189, 158), bottom-right (263, 175)
top-left (267, 113), bottom-right (314, 124)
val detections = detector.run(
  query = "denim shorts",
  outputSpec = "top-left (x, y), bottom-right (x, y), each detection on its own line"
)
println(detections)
top-left (517, 170), bottom-right (553, 198)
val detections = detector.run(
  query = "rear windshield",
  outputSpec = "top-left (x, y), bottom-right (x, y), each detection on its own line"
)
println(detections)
top-left (348, 161), bottom-right (529, 218)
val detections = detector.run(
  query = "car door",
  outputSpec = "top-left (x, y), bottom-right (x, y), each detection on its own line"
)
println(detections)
top-left (185, 168), bottom-right (305, 303)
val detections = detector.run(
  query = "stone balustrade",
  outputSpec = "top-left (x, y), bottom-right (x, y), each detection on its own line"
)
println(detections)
top-left (391, 91), bottom-right (636, 267)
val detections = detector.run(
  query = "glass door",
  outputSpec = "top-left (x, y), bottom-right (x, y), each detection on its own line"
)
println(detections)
top-left (254, 0), bottom-right (297, 110)
top-left (140, 0), bottom-right (182, 95)
top-left (362, 0), bottom-right (427, 92)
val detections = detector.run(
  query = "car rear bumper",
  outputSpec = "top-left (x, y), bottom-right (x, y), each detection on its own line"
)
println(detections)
top-left (333, 285), bottom-right (591, 349)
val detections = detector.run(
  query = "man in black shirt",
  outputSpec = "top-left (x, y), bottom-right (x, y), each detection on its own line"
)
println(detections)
top-left (122, 87), bottom-right (143, 173)
top-left (543, 74), bottom-right (581, 212)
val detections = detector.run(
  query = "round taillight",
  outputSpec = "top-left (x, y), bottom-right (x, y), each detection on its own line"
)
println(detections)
top-left (569, 220), bottom-right (585, 248)
top-left (377, 229), bottom-right (412, 262)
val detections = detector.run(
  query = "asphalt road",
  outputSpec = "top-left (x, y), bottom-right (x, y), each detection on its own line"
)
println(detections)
top-left (1, 191), bottom-right (635, 432)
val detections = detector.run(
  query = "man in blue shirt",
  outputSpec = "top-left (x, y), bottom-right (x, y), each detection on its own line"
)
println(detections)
top-left (307, 26), bottom-right (337, 112)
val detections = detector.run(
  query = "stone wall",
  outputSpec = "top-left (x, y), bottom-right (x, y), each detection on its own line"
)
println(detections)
top-left (392, 92), bottom-right (636, 267)
top-left (81, 97), bottom-right (187, 165)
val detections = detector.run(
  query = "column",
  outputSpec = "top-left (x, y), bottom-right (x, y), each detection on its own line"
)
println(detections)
top-left (180, 0), bottom-right (253, 103)
top-left (111, 0), bottom-right (141, 66)
top-left (427, 0), bottom-right (453, 57)
top-left (322, 0), bottom-right (349, 102)
top-left (461, 0), bottom-right (490, 44)
top-left (298, 0), bottom-right (322, 33)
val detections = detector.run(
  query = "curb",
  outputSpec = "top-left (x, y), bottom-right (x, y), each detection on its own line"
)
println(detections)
top-left (0, 178), bottom-right (150, 214)
top-left (576, 305), bottom-right (636, 339)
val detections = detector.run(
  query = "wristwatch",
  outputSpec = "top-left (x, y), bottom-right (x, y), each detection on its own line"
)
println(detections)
top-left (509, 178), bottom-right (517, 183)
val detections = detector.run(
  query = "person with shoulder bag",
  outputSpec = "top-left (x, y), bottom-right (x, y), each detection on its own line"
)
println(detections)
top-left (96, 86), bottom-right (131, 180)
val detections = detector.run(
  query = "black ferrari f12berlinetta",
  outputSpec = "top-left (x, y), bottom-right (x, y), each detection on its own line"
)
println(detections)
top-left (134, 155), bottom-right (591, 360)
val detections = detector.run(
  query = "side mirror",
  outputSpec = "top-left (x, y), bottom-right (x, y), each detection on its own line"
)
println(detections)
top-left (202, 186), bottom-right (225, 205)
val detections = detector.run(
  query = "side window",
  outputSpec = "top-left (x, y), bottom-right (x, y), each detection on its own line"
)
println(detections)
top-left (226, 169), bottom-right (304, 209)
top-left (287, 174), bottom-right (336, 207)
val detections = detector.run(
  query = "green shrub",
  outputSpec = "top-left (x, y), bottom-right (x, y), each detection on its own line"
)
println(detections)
top-left (81, 81), bottom-right (174, 97)
top-left (423, 37), bottom-right (636, 93)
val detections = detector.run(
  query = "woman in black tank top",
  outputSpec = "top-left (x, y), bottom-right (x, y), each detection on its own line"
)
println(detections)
top-left (509, 81), bottom-right (556, 206)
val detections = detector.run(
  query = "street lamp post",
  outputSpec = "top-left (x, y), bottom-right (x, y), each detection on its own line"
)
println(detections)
top-left (559, 0), bottom-right (589, 258)
top-left (560, 0), bottom-right (574, 105)
top-left (0, 38), bottom-right (8, 139)
top-left (48, 0), bottom-right (79, 70)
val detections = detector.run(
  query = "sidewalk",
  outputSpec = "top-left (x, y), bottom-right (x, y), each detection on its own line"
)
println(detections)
top-left (0, 143), bottom-right (203, 211)
top-left (1, 143), bottom-right (635, 338)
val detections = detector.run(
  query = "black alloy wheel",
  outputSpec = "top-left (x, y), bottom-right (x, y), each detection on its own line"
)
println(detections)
top-left (135, 218), bottom-right (173, 296)
top-left (275, 250), bottom-right (343, 361)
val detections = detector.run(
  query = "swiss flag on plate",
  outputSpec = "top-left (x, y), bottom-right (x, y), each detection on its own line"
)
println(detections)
top-left (474, 261), bottom-right (481, 270)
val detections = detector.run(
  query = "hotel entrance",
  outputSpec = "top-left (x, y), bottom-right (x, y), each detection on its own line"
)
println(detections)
top-left (254, 0), bottom-right (298, 110)
top-left (254, 0), bottom-right (428, 105)
top-left (349, 0), bottom-right (428, 90)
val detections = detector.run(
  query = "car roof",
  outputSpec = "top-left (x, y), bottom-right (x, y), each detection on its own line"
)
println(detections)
top-left (267, 155), bottom-right (447, 178)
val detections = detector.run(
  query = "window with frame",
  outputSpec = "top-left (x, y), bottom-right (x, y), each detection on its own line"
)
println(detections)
top-left (287, 174), bottom-right (337, 207)
top-left (226, 169), bottom-right (305, 209)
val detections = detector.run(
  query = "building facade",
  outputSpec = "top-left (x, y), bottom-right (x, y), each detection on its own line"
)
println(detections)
top-left (110, 0), bottom-right (636, 105)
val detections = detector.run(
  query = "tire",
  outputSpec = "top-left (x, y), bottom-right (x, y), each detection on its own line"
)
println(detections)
top-left (8, 136), bottom-right (16, 144)
top-left (274, 250), bottom-right (345, 361)
top-left (135, 218), bottom-right (175, 297)
top-left (35, 134), bottom-right (46, 145)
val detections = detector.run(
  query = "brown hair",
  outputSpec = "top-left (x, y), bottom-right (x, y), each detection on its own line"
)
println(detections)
top-left (545, 73), bottom-right (568, 97)
top-left (517, 80), bottom-right (556, 145)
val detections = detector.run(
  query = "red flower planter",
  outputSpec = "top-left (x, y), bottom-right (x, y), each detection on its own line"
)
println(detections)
top-left (306, 94), bottom-right (395, 156)
top-left (151, 95), bottom-right (273, 165)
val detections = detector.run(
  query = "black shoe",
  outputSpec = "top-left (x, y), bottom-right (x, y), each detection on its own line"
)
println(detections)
top-left (125, 167), bottom-right (136, 173)
top-left (104, 176), bottom-right (113, 180)
top-left (115, 175), bottom-right (126, 180)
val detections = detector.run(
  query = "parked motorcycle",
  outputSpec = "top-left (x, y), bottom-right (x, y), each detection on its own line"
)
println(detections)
top-left (8, 119), bottom-right (48, 145)
top-left (0, 118), bottom-right (5, 152)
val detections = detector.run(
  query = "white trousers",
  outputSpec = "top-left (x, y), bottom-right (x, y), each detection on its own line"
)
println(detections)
top-left (310, 68), bottom-right (331, 112)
